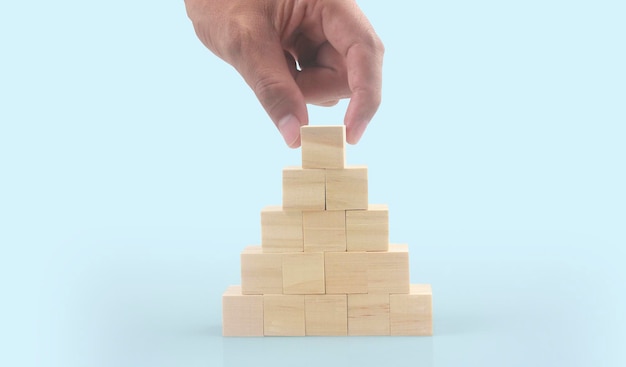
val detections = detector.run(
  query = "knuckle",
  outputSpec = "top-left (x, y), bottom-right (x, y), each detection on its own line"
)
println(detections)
top-left (363, 30), bottom-right (385, 55)
top-left (372, 34), bottom-right (385, 55)
top-left (354, 84), bottom-right (382, 106)
top-left (186, 2), bottom-right (259, 61)
top-left (219, 16), bottom-right (256, 61)
top-left (254, 75), bottom-right (292, 113)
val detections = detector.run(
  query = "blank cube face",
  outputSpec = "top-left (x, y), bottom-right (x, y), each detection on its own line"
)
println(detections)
top-left (301, 125), bottom-right (346, 169)
top-left (261, 206), bottom-right (303, 253)
top-left (305, 295), bottom-right (348, 336)
top-left (346, 204), bottom-right (389, 252)
top-left (282, 167), bottom-right (326, 210)
top-left (324, 252), bottom-right (368, 294)
top-left (264, 295), bottom-right (305, 336)
top-left (241, 246), bottom-right (283, 295)
top-left (326, 166), bottom-right (368, 210)
top-left (390, 284), bottom-right (433, 336)
top-left (303, 210), bottom-right (346, 252)
top-left (283, 253), bottom-right (325, 294)
top-left (367, 244), bottom-right (410, 294)
top-left (222, 285), bottom-right (264, 336)
top-left (348, 294), bottom-right (390, 336)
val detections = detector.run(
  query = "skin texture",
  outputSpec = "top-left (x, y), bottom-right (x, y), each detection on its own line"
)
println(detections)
top-left (185, 0), bottom-right (384, 147)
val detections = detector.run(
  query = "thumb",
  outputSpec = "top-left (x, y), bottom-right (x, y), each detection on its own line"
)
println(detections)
top-left (228, 29), bottom-right (308, 148)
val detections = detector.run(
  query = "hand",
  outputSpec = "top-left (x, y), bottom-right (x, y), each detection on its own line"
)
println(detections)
top-left (185, 0), bottom-right (384, 147)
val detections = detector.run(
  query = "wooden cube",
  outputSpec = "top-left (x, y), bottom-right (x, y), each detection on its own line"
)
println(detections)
top-left (241, 246), bottom-right (283, 295)
top-left (390, 284), bottom-right (433, 336)
top-left (346, 204), bottom-right (389, 252)
top-left (283, 252), bottom-right (325, 294)
top-left (264, 294), bottom-right (305, 336)
top-left (324, 251), bottom-right (368, 294)
top-left (305, 295), bottom-right (348, 336)
top-left (282, 167), bottom-right (326, 210)
top-left (222, 285), bottom-right (264, 336)
top-left (367, 244), bottom-right (410, 294)
top-left (348, 294), bottom-right (390, 336)
top-left (301, 125), bottom-right (346, 169)
top-left (261, 206), bottom-right (303, 253)
top-left (325, 166), bottom-right (368, 210)
top-left (303, 210), bottom-right (346, 252)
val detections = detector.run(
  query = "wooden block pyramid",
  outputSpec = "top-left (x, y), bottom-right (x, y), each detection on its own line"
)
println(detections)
top-left (222, 125), bottom-right (433, 336)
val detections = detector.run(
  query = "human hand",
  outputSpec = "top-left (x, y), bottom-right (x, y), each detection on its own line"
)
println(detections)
top-left (185, 0), bottom-right (384, 147)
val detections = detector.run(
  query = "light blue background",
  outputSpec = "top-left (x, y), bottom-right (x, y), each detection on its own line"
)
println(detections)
top-left (1, 1), bottom-right (624, 366)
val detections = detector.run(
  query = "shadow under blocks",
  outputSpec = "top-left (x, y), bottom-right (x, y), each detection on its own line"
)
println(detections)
top-left (222, 125), bottom-right (433, 336)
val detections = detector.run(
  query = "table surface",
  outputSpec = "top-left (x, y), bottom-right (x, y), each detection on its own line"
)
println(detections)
top-left (1, 1), bottom-right (624, 366)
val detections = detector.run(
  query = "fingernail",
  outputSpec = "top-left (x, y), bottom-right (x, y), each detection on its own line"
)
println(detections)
top-left (347, 120), bottom-right (369, 145)
top-left (277, 115), bottom-right (301, 148)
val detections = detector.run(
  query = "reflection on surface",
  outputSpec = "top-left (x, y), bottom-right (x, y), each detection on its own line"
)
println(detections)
top-left (223, 336), bottom-right (434, 367)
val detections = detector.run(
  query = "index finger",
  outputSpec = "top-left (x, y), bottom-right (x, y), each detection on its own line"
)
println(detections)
top-left (321, 0), bottom-right (384, 144)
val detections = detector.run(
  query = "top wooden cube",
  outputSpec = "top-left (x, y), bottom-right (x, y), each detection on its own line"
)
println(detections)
top-left (301, 125), bottom-right (346, 169)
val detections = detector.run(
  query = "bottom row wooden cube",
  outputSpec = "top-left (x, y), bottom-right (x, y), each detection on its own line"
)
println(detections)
top-left (222, 285), bottom-right (264, 336)
top-left (390, 284), bottom-right (433, 335)
top-left (306, 295), bottom-right (348, 336)
top-left (348, 293), bottom-right (390, 335)
top-left (264, 294), bottom-right (305, 336)
top-left (222, 284), bottom-right (432, 336)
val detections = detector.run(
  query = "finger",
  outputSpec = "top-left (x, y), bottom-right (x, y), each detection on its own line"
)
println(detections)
top-left (321, 0), bottom-right (384, 144)
top-left (313, 99), bottom-right (340, 107)
top-left (290, 33), bottom-right (320, 68)
top-left (295, 42), bottom-right (351, 104)
top-left (296, 67), bottom-right (350, 104)
top-left (223, 21), bottom-right (308, 148)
